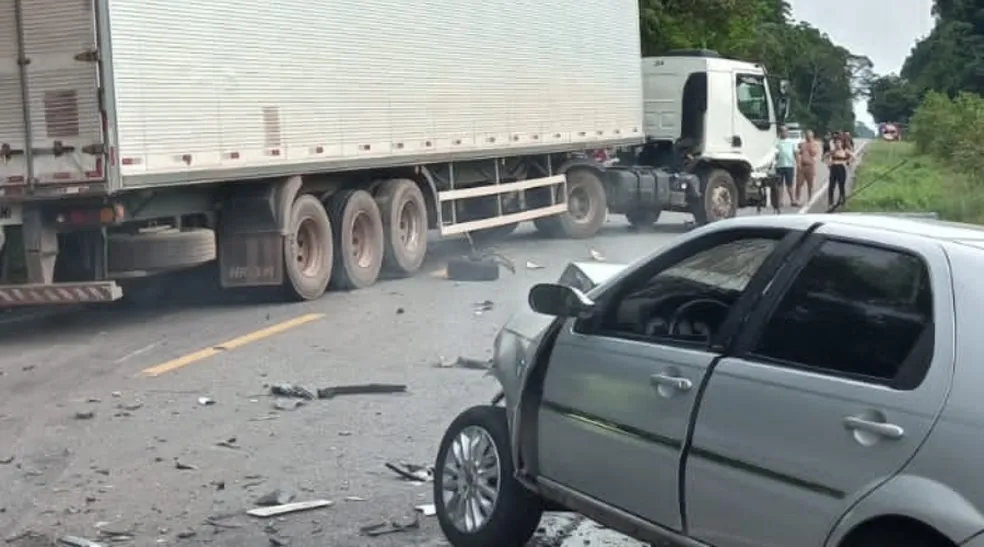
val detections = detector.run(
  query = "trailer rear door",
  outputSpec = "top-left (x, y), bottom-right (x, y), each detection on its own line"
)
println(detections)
top-left (0, 0), bottom-right (104, 189)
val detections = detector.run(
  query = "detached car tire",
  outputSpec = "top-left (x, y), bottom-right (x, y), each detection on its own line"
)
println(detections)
top-left (434, 406), bottom-right (544, 547)
top-left (107, 228), bottom-right (216, 273)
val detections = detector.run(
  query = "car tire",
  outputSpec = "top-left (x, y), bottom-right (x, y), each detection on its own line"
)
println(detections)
top-left (283, 194), bottom-right (334, 301)
top-left (327, 189), bottom-right (384, 290)
top-left (845, 523), bottom-right (951, 547)
top-left (374, 179), bottom-right (429, 276)
top-left (625, 209), bottom-right (661, 227)
top-left (446, 256), bottom-right (500, 282)
top-left (534, 168), bottom-right (607, 239)
top-left (693, 168), bottom-right (738, 225)
top-left (434, 405), bottom-right (544, 547)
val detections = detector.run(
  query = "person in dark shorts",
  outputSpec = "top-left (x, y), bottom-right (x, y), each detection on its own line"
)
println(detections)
top-left (775, 125), bottom-right (800, 209)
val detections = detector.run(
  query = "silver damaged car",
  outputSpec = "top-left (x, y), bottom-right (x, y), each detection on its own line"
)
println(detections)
top-left (432, 213), bottom-right (984, 547)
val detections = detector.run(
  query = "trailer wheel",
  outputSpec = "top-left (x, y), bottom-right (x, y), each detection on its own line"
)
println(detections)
top-left (533, 168), bottom-right (607, 239)
top-left (328, 189), bottom-right (384, 290)
top-left (375, 179), bottom-right (428, 276)
top-left (283, 194), bottom-right (334, 301)
top-left (107, 228), bottom-right (216, 273)
top-left (693, 168), bottom-right (738, 225)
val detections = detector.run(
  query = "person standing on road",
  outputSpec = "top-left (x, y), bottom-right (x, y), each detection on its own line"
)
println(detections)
top-left (795, 130), bottom-right (820, 205)
top-left (826, 137), bottom-right (854, 208)
top-left (775, 125), bottom-right (800, 209)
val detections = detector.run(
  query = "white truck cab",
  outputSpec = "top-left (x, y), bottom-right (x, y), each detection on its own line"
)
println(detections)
top-left (607, 50), bottom-right (789, 226)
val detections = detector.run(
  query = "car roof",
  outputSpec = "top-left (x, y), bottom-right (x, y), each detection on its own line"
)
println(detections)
top-left (718, 213), bottom-right (984, 245)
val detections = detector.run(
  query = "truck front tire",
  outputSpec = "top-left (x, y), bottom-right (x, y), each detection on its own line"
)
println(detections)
top-left (328, 189), bottom-right (384, 290)
top-left (283, 194), bottom-right (334, 301)
top-left (534, 168), bottom-right (607, 239)
top-left (375, 179), bottom-right (428, 276)
top-left (693, 168), bottom-right (738, 225)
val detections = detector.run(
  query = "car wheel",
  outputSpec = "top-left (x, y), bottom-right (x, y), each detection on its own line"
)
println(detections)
top-left (434, 405), bottom-right (543, 547)
top-left (693, 168), bottom-right (738, 225)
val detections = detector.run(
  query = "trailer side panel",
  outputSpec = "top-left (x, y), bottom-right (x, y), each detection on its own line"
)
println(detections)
top-left (106, 0), bottom-right (643, 188)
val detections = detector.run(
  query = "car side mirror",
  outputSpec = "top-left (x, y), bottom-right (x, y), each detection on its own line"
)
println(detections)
top-left (528, 283), bottom-right (596, 318)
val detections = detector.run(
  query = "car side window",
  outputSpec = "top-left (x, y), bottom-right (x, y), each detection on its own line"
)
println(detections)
top-left (735, 73), bottom-right (771, 130)
top-left (752, 240), bottom-right (934, 388)
top-left (596, 237), bottom-right (780, 345)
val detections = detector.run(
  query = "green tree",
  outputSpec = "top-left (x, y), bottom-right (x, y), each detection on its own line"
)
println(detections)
top-left (866, 75), bottom-right (920, 123)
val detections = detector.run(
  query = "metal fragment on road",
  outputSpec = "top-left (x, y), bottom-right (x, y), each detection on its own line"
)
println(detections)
top-left (385, 461), bottom-right (433, 482)
top-left (246, 499), bottom-right (332, 518)
top-left (58, 536), bottom-right (105, 547)
top-left (270, 384), bottom-right (316, 400)
top-left (317, 383), bottom-right (406, 399)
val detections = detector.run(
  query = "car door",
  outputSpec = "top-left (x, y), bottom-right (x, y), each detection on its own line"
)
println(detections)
top-left (536, 226), bottom-right (804, 531)
top-left (684, 224), bottom-right (954, 547)
top-left (733, 71), bottom-right (777, 172)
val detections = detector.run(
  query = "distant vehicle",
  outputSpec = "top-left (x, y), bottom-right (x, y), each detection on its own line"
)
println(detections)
top-left (434, 212), bottom-right (984, 547)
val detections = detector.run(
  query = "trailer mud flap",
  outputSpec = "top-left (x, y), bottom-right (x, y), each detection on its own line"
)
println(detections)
top-left (218, 232), bottom-right (283, 287)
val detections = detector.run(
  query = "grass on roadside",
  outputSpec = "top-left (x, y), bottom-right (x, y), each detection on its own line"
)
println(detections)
top-left (847, 141), bottom-right (984, 224)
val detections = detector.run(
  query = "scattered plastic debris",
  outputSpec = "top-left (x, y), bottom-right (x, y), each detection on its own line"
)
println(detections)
top-left (198, 396), bottom-right (215, 406)
top-left (58, 536), bottom-right (104, 547)
top-left (174, 459), bottom-right (197, 471)
top-left (270, 384), bottom-right (316, 400)
top-left (0, 455), bottom-right (13, 465)
top-left (74, 411), bottom-right (95, 420)
top-left (385, 461), bottom-right (433, 483)
top-left (526, 261), bottom-right (545, 269)
top-left (317, 384), bottom-right (406, 399)
top-left (256, 489), bottom-right (295, 507)
top-left (359, 514), bottom-right (421, 537)
top-left (273, 399), bottom-right (305, 411)
top-left (415, 503), bottom-right (436, 516)
top-left (589, 249), bottom-right (605, 261)
top-left (472, 300), bottom-right (494, 314)
top-left (246, 499), bottom-right (333, 518)
top-left (436, 356), bottom-right (491, 370)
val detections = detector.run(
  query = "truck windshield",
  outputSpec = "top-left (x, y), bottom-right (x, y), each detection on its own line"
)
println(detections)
top-left (735, 74), bottom-right (770, 125)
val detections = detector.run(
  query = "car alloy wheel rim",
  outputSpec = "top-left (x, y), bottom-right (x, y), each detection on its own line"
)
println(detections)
top-left (440, 425), bottom-right (502, 533)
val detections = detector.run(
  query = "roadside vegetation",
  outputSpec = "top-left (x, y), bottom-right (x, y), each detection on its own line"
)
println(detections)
top-left (850, 92), bottom-right (984, 223)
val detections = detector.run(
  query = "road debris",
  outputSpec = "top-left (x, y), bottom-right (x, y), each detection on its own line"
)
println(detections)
top-left (385, 461), bottom-right (433, 482)
top-left (216, 437), bottom-right (239, 449)
top-left (269, 535), bottom-right (290, 546)
top-left (270, 384), bottom-right (316, 400)
top-left (198, 396), bottom-right (215, 406)
top-left (317, 384), bottom-right (406, 399)
top-left (174, 459), bottom-right (197, 471)
top-left (472, 300), bottom-right (494, 314)
top-left (415, 503), bottom-right (436, 516)
top-left (273, 399), bottom-right (305, 411)
top-left (246, 499), bottom-right (333, 518)
top-left (526, 260), bottom-right (545, 269)
top-left (117, 402), bottom-right (142, 411)
top-left (359, 514), bottom-right (421, 537)
top-left (256, 489), bottom-right (294, 507)
top-left (344, 496), bottom-right (366, 502)
top-left (74, 411), bottom-right (95, 420)
top-left (57, 536), bottom-right (105, 547)
top-left (436, 356), bottom-right (490, 370)
top-left (0, 455), bottom-right (13, 465)
top-left (589, 249), bottom-right (605, 261)
top-left (175, 529), bottom-right (196, 539)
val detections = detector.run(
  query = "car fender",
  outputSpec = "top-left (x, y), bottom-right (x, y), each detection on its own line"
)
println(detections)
top-left (825, 474), bottom-right (984, 546)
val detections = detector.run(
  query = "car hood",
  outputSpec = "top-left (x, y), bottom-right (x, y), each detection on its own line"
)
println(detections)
top-left (502, 261), bottom-right (628, 341)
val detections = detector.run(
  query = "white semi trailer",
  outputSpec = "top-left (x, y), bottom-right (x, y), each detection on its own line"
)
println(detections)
top-left (0, 0), bottom-right (644, 306)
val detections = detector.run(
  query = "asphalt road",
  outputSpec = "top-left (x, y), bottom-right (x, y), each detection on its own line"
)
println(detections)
top-left (0, 155), bottom-right (859, 547)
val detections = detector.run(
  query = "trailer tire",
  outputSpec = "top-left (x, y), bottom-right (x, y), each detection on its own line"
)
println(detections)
top-left (283, 194), bottom-right (334, 301)
top-left (374, 179), bottom-right (428, 276)
top-left (693, 168), bottom-right (738, 225)
top-left (107, 228), bottom-right (216, 273)
top-left (534, 168), bottom-right (607, 239)
top-left (328, 189), bottom-right (384, 290)
top-left (446, 256), bottom-right (500, 282)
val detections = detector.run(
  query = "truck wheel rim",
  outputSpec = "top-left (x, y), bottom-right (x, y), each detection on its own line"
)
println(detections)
top-left (295, 217), bottom-right (323, 277)
top-left (569, 186), bottom-right (591, 221)
top-left (710, 186), bottom-right (732, 219)
top-left (398, 199), bottom-right (421, 251)
top-left (440, 425), bottom-right (502, 533)
top-left (350, 211), bottom-right (377, 268)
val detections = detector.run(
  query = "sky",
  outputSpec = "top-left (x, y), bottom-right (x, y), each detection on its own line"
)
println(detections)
top-left (786, 0), bottom-right (936, 128)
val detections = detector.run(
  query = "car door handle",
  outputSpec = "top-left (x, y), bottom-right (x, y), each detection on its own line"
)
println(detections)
top-left (843, 416), bottom-right (904, 440)
top-left (650, 374), bottom-right (693, 392)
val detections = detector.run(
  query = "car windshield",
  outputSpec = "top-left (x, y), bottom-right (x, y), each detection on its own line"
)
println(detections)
top-left (659, 238), bottom-right (777, 293)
